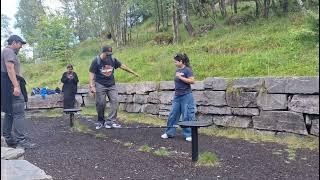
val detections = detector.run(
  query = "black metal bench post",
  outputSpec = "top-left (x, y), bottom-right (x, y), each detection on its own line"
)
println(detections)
top-left (178, 121), bottom-right (214, 162)
top-left (64, 109), bottom-right (81, 127)
top-left (191, 127), bottom-right (199, 161)
top-left (69, 113), bottom-right (74, 127)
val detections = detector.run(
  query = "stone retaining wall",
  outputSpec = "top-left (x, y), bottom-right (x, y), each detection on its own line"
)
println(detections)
top-left (58, 77), bottom-right (320, 136)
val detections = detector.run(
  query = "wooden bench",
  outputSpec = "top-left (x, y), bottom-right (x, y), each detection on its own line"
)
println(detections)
top-left (76, 89), bottom-right (89, 107)
top-left (178, 120), bottom-right (214, 162)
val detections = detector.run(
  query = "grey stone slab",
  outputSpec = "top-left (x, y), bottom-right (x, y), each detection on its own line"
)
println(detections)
top-left (159, 81), bottom-right (175, 90)
top-left (226, 91), bottom-right (258, 107)
top-left (197, 106), bottom-right (232, 115)
top-left (257, 93), bottom-right (288, 110)
top-left (265, 77), bottom-right (319, 94)
top-left (125, 103), bottom-right (142, 113)
top-left (1, 147), bottom-right (24, 160)
top-left (193, 91), bottom-right (227, 106)
top-left (191, 81), bottom-right (205, 90)
top-left (1, 160), bottom-right (52, 180)
top-left (310, 119), bottom-right (319, 136)
top-left (288, 95), bottom-right (319, 114)
top-left (212, 115), bottom-right (252, 128)
top-left (253, 111), bottom-right (308, 135)
top-left (133, 94), bottom-right (148, 104)
top-left (232, 77), bottom-right (264, 92)
top-left (231, 108), bottom-right (260, 116)
top-left (203, 77), bottom-right (227, 90)
top-left (141, 104), bottom-right (159, 115)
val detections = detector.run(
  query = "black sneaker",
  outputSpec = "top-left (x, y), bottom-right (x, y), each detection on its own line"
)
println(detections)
top-left (5, 138), bottom-right (18, 148)
top-left (16, 140), bottom-right (37, 149)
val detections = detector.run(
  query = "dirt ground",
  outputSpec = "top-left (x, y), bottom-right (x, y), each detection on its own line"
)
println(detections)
top-left (22, 114), bottom-right (319, 180)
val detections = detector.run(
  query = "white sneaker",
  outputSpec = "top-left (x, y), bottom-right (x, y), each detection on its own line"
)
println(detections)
top-left (161, 133), bottom-right (168, 139)
top-left (95, 122), bottom-right (104, 130)
top-left (104, 123), bottom-right (112, 129)
top-left (186, 137), bottom-right (192, 142)
top-left (111, 123), bottom-right (121, 128)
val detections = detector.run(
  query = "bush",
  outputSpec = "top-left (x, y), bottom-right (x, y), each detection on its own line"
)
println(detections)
top-left (153, 32), bottom-right (173, 45)
top-left (292, 10), bottom-right (319, 43)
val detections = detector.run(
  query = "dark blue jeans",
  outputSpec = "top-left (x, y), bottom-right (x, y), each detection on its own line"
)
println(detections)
top-left (165, 93), bottom-right (196, 138)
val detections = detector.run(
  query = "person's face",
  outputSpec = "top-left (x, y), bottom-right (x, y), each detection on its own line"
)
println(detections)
top-left (67, 67), bottom-right (73, 73)
top-left (12, 41), bottom-right (24, 54)
top-left (174, 59), bottom-right (183, 68)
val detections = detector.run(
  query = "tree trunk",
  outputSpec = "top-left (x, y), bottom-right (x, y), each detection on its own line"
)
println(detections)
top-left (234, 0), bottom-right (238, 14)
top-left (219, 0), bottom-right (227, 18)
top-left (255, 0), bottom-right (260, 17)
top-left (281, 0), bottom-right (289, 14)
top-left (155, 0), bottom-right (160, 32)
top-left (263, 0), bottom-right (271, 18)
top-left (210, 0), bottom-right (217, 18)
top-left (172, 0), bottom-right (179, 43)
top-left (179, 0), bottom-right (195, 37)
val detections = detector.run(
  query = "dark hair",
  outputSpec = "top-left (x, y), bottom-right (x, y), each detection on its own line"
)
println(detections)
top-left (174, 53), bottom-right (191, 67)
top-left (66, 64), bottom-right (73, 69)
top-left (7, 35), bottom-right (27, 45)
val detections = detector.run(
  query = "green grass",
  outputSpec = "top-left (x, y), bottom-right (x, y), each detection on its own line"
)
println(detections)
top-left (196, 152), bottom-right (220, 167)
top-left (21, 12), bottom-right (318, 92)
top-left (138, 144), bottom-right (153, 153)
top-left (154, 147), bottom-right (170, 156)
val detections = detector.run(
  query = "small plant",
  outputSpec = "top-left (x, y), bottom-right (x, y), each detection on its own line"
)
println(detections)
top-left (138, 144), bottom-right (152, 152)
top-left (123, 142), bottom-right (134, 148)
top-left (196, 151), bottom-right (219, 167)
top-left (95, 133), bottom-right (106, 139)
top-left (154, 147), bottom-right (169, 156)
top-left (71, 121), bottom-right (91, 133)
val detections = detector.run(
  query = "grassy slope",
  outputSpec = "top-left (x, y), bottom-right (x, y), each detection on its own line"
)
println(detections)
top-left (23, 13), bottom-right (319, 91)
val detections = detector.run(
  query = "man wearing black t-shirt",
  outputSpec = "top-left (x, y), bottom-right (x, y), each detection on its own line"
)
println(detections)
top-left (89, 45), bottom-right (139, 129)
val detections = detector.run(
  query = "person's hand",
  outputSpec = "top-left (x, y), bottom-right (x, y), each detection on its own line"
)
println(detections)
top-left (89, 86), bottom-right (96, 93)
top-left (13, 86), bottom-right (21, 96)
top-left (175, 72), bottom-right (183, 79)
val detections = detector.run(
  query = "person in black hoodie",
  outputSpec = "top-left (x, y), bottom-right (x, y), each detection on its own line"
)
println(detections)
top-left (1, 35), bottom-right (36, 149)
top-left (61, 64), bottom-right (79, 109)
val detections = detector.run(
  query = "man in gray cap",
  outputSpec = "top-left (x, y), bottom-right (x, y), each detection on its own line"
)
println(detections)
top-left (1, 35), bottom-right (36, 149)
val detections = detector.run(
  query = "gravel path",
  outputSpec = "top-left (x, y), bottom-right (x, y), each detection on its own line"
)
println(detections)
top-left (23, 115), bottom-right (319, 180)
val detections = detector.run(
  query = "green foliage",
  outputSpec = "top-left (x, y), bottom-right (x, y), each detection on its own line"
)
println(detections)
top-left (34, 15), bottom-right (74, 61)
top-left (291, 10), bottom-right (319, 43)
top-left (196, 152), bottom-right (220, 167)
top-left (138, 144), bottom-right (152, 152)
top-left (15, 0), bottom-right (46, 45)
top-left (154, 147), bottom-right (169, 156)
top-left (1, 14), bottom-right (10, 41)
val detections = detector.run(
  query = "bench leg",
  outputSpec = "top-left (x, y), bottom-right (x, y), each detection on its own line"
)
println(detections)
top-left (69, 113), bottom-right (74, 127)
top-left (191, 127), bottom-right (198, 162)
top-left (80, 95), bottom-right (85, 107)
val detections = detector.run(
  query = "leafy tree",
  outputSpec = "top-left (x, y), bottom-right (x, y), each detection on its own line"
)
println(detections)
top-left (34, 15), bottom-right (74, 61)
top-left (15, 0), bottom-right (46, 45)
top-left (1, 14), bottom-right (11, 44)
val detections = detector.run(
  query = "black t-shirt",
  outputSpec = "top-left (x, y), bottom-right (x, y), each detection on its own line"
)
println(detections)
top-left (174, 67), bottom-right (193, 96)
top-left (89, 55), bottom-right (122, 87)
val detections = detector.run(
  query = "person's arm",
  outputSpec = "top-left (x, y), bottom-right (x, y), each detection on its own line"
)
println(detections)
top-left (5, 62), bottom-right (20, 96)
top-left (61, 72), bottom-right (68, 83)
top-left (176, 73), bottom-right (195, 84)
top-left (89, 72), bottom-right (96, 93)
top-left (72, 72), bottom-right (79, 84)
top-left (119, 64), bottom-right (139, 77)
